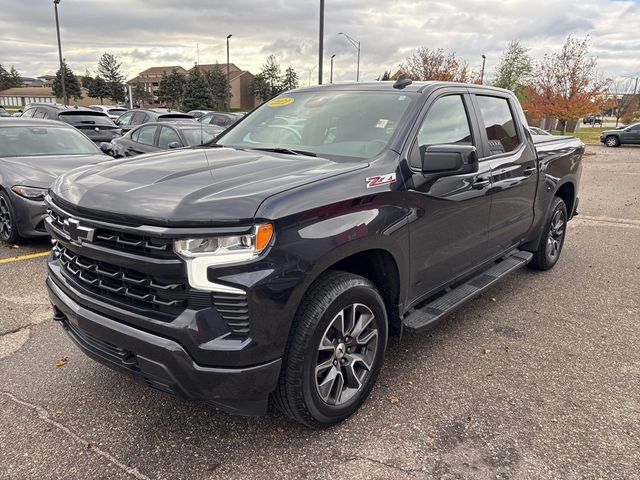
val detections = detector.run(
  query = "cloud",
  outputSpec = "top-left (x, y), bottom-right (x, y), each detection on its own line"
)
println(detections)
top-left (0, 0), bottom-right (639, 85)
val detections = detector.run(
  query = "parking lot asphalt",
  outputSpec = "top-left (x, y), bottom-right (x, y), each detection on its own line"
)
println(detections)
top-left (1, 145), bottom-right (639, 480)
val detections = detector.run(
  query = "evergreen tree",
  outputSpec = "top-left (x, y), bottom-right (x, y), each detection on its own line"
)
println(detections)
top-left (262, 55), bottom-right (283, 95)
top-left (97, 52), bottom-right (126, 102)
top-left (88, 76), bottom-right (111, 104)
top-left (182, 66), bottom-right (214, 111)
top-left (157, 68), bottom-right (186, 109)
top-left (380, 70), bottom-right (391, 81)
top-left (204, 63), bottom-right (230, 110)
top-left (52, 61), bottom-right (83, 100)
top-left (0, 64), bottom-right (22, 90)
top-left (250, 73), bottom-right (271, 102)
top-left (132, 83), bottom-right (152, 107)
top-left (281, 66), bottom-right (299, 91)
top-left (81, 70), bottom-right (94, 89)
top-left (492, 40), bottom-right (533, 101)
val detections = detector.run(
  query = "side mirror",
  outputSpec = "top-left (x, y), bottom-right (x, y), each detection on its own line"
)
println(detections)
top-left (167, 141), bottom-right (181, 149)
top-left (100, 142), bottom-right (113, 154)
top-left (421, 144), bottom-right (478, 175)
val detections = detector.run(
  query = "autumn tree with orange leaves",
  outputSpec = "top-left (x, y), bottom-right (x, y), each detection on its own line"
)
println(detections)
top-left (400, 47), bottom-right (475, 83)
top-left (523, 36), bottom-right (609, 134)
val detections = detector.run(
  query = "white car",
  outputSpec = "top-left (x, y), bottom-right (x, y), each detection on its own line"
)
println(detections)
top-left (87, 105), bottom-right (128, 121)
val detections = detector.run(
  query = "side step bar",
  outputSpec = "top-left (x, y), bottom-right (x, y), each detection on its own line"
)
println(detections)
top-left (402, 250), bottom-right (533, 333)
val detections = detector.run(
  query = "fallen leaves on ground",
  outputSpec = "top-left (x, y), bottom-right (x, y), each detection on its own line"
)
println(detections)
top-left (389, 396), bottom-right (400, 405)
top-left (427, 430), bottom-right (438, 438)
top-left (55, 356), bottom-right (68, 367)
top-left (483, 348), bottom-right (492, 356)
top-left (9, 244), bottom-right (20, 249)
top-left (275, 425), bottom-right (285, 433)
top-left (52, 411), bottom-right (63, 418)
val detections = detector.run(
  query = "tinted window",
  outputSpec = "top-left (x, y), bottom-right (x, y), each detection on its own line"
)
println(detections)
top-left (476, 95), bottom-right (520, 155)
top-left (136, 125), bottom-right (158, 145)
top-left (21, 108), bottom-right (36, 118)
top-left (33, 108), bottom-right (47, 119)
top-left (416, 95), bottom-right (472, 150)
top-left (0, 126), bottom-right (100, 157)
top-left (132, 111), bottom-right (148, 124)
top-left (58, 113), bottom-right (114, 126)
top-left (158, 126), bottom-right (181, 148)
top-left (181, 128), bottom-right (218, 146)
top-left (108, 109), bottom-right (127, 117)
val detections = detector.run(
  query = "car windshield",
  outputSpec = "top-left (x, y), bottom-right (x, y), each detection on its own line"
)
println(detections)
top-left (59, 113), bottom-right (115, 126)
top-left (181, 128), bottom-right (219, 146)
top-left (0, 126), bottom-right (101, 157)
top-left (218, 90), bottom-right (416, 160)
top-left (107, 109), bottom-right (127, 116)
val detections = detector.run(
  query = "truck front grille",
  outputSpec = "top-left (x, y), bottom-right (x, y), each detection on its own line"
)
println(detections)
top-left (54, 244), bottom-right (187, 318)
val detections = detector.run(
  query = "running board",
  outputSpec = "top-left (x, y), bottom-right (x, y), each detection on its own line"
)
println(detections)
top-left (402, 250), bottom-right (533, 333)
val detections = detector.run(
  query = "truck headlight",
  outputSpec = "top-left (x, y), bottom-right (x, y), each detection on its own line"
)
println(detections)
top-left (174, 224), bottom-right (274, 291)
top-left (11, 185), bottom-right (48, 201)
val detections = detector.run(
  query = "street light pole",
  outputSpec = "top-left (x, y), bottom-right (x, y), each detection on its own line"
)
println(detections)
top-left (480, 54), bottom-right (486, 85)
top-left (330, 54), bottom-right (336, 84)
top-left (318, 0), bottom-right (324, 85)
top-left (53, 0), bottom-right (67, 106)
top-left (338, 32), bottom-right (361, 82)
top-left (226, 34), bottom-right (232, 111)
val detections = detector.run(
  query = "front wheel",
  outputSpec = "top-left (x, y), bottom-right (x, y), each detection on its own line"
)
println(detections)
top-left (528, 196), bottom-right (567, 271)
top-left (604, 136), bottom-right (620, 147)
top-left (273, 271), bottom-right (388, 427)
top-left (0, 191), bottom-right (21, 244)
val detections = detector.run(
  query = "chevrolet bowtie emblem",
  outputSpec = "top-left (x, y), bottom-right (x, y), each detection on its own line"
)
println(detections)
top-left (63, 218), bottom-right (95, 244)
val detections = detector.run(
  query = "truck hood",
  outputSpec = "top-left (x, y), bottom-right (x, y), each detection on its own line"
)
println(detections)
top-left (51, 147), bottom-right (367, 225)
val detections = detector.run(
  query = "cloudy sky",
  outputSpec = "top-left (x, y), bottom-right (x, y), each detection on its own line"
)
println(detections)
top-left (1, 0), bottom-right (639, 85)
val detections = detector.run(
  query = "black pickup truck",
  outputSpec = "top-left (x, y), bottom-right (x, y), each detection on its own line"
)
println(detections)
top-left (45, 81), bottom-right (583, 427)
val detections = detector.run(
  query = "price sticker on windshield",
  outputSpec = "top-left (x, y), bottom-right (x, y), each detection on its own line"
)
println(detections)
top-left (267, 97), bottom-right (294, 107)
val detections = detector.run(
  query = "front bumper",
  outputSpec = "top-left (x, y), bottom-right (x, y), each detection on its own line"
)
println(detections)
top-left (47, 274), bottom-right (282, 415)
top-left (11, 192), bottom-right (47, 238)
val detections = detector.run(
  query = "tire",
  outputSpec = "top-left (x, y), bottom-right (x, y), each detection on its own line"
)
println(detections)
top-left (0, 190), bottom-right (21, 244)
top-left (528, 196), bottom-right (568, 271)
top-left (273, 271), bottom-right (388, 428)
top-left (604, 136), bottom-right (620, 147)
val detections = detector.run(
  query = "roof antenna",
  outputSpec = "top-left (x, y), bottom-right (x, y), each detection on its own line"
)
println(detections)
top-left (393, 74), bottom-right (412, 89)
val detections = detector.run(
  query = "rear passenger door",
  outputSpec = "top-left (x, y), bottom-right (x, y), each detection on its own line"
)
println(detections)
top-left (470, 92), bottom-right (538, 256)
top-left (128, 125), bottom-right (159, 155)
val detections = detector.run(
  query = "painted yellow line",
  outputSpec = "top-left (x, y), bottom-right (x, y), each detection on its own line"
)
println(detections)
top-left (0, 251), bottom-right (50, 264)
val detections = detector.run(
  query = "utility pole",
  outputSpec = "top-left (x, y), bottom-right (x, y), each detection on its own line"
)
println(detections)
top-left (330, 54), bottom-right (336, 84)
top-left (318, 0), bottom-right (324, 85)
top-left (480, 54), bottom-right (486, 85)
top-left (226, 34), bottom-right (232, 111)
top-left (53, 0), bottom-right (67, 106)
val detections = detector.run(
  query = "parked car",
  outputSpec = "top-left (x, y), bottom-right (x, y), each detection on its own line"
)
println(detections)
top-left (87, 105), bottom-right (129, 121)
top-left (600, 122), bottom-right (640, 147)
top-left (529, 126), bottom-right (551, 136)
top-left (198, 111), bottom-right (241, 128)
top-left (19, 104), bottom-right (122, 143)
top-left (115, 108), bottom-right (196, 133)
top-left (583, 115), bottom-right (603, 126)
top-left (46, 81), bottom-right (583, 427)
top-left (0, 118), bottom-right (109, 243)
top-left (0, 105), bottom-right (11, 117)
top-left (186, 109), bottom-right (213, 119)
top-left (101, 122), bottom-right (224, 158)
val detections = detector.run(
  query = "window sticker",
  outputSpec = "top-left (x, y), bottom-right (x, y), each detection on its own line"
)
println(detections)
top-left (267, 97), bottom-right (294, 107)
top-left (376, 119), bottom-right (389, 129)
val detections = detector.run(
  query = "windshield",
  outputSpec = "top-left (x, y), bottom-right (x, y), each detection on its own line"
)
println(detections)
top-left (0, 126), bottom-right (101, 157)
top-left (107, 109), bottom-right (127, 116)
top-left (59, 113), bottom-right (115, 126)
top-left (218, 90), bottom-right (415, 160)
top-left (181, 128), bottom-right (219, 146)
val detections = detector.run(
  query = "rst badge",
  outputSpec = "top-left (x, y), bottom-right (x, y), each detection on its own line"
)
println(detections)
top-left (366, 173), bottom-right (397, 189)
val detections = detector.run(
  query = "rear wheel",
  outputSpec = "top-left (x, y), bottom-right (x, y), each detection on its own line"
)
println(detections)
top-left (528, 196), bottom-right (567, 271)
top-left (0, 191), bottom-right (20, 244)
top-left (604, 136), bottom-right (620, 147)
top-left (273, 271), bottom-right (388, 427)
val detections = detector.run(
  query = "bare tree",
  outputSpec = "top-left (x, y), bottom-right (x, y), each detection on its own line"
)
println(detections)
top-left (605, 77), bottom-right (639, 127)
top-left (400, 47), bottom-right (472, 83)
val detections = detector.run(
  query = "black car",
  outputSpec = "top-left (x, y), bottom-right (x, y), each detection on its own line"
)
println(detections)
top-left (101, 122), bottom-right (224, 158)
top-left (20, 104), bottom-right (122, 143)
top-left (198, 111), bottom-right (241, 128)
top-left (46, 81), bottom-right (584, 427)
top-left (115, 108), bottom-right (196, 133)
top-left (600, 122), bottom-right (640, 147)
top-left (583, 115), bottom-right (603, 126)
top-left (0, 118), bottom-right (108, 242)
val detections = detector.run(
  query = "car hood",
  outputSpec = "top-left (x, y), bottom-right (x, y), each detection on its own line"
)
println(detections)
top-left (1, 154), bottom-right (109, 188)
top-left (51, 147), bottom-right (367, 225)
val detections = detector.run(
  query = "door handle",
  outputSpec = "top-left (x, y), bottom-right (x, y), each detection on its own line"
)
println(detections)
top-left (472, 178), bottom-right (490, 190)
top-left (523, 166), bottom-right (537, 176)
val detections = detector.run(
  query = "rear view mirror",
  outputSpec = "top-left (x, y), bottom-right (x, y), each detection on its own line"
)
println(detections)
top-left (421, 144), bottom-right (478, 175)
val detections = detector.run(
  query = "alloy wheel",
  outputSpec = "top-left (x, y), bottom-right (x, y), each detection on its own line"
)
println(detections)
top-left (0, 196), bottom-right (13, 241)
top-left (315, 303), bottom-right (379, 406)
top-left (545, 208), bottom-right (565, 261)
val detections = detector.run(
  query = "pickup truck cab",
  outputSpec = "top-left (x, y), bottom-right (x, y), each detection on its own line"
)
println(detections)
top-left (45, 81), bottom-right (583, 427)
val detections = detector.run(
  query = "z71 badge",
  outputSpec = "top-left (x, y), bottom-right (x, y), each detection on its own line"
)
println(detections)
top-left (366, 173), bottom-right (397, 189)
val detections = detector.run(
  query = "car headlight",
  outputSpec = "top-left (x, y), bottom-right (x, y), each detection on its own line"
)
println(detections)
top-left (174, 224), bottom-right (274, 291)
top-left (11, 185), bottom-right (48, 201)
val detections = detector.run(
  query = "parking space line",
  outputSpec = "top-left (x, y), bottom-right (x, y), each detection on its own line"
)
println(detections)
top-left (0, 251), bottom-right (50, 264)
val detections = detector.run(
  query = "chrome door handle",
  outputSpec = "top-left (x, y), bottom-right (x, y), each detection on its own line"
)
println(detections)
top-left (472, 178), bottom-right (490, 190)
top-left (523, 166), bottom-right (537, 176)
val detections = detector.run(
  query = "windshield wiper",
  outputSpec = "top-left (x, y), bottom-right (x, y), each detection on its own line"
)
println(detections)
top-left (250, 147), bottom-right (317, 157)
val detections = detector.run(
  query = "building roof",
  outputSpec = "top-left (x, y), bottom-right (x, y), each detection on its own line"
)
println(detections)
top-left (138, 66), bottom-right (188, 75)
top-left (37, 75), bottom-right (56, 80)
top-left (0, 87), bottom-right (55, 97)
top-left (191, 63), bottom-right (242, 74)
